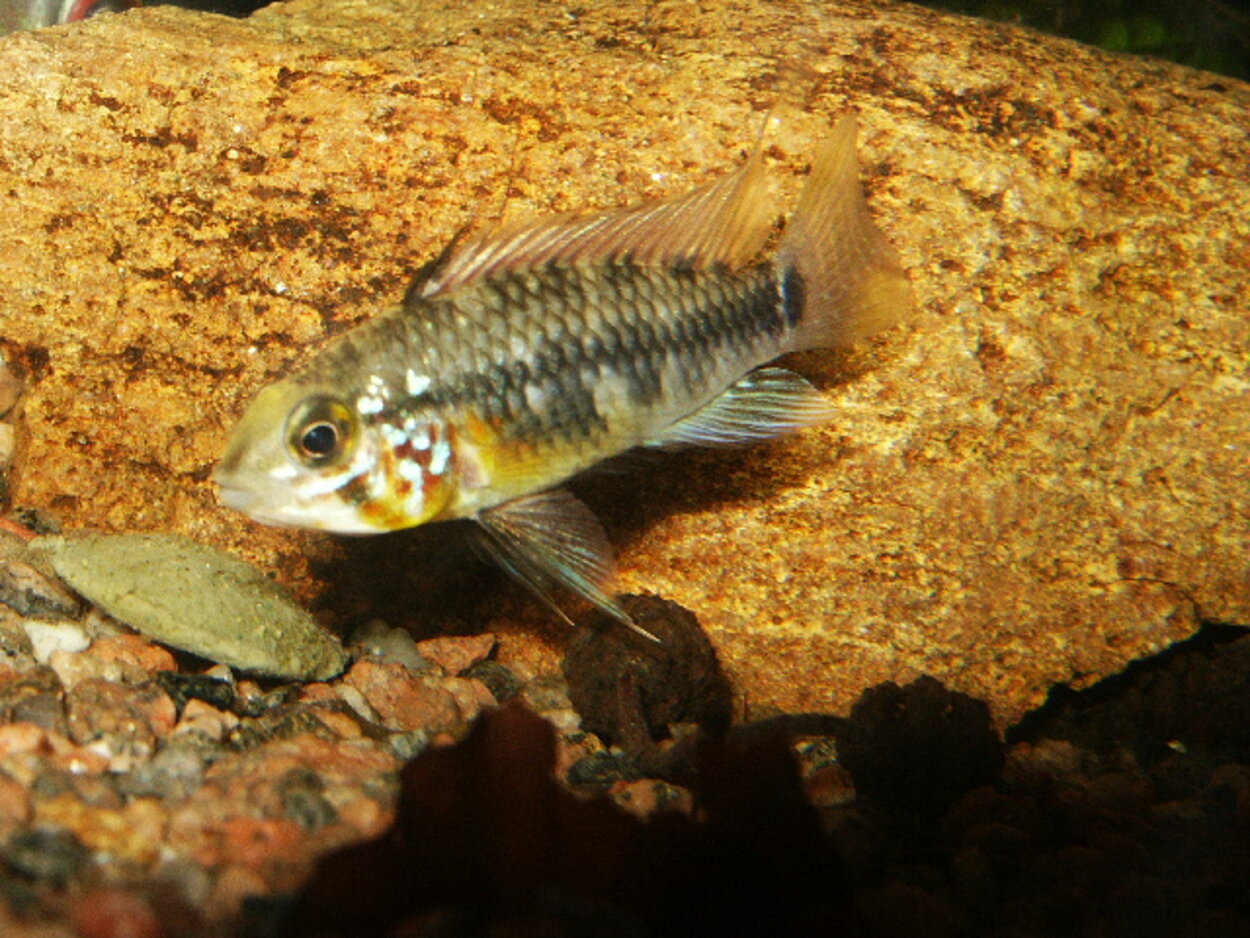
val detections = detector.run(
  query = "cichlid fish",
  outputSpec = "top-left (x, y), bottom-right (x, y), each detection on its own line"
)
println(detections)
top-left (2, 0), bottom-right (137, 36)
top-left (214, 116), bottom-right (914, 632)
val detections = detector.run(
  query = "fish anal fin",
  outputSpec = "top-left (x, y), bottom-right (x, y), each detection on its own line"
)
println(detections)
top-left (419, 147), bottom-right (775, 297)
top-left (648, 367), bottom-right (835, 449)
top-left (475, 489), bottom-right (657, 641)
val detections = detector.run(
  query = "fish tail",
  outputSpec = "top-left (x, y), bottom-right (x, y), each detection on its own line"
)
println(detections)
top-left (776, 116), bottom-right (914, 352)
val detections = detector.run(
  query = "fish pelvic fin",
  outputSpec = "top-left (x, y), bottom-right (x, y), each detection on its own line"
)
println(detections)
top-left (475, 489), bottom-right (658, 642)
top-left (417, 142), bottom-right (775, 297)
top-left (777, 115), bottom-right (915, 351)
top-left (648, 367), bottom-right (835, 449)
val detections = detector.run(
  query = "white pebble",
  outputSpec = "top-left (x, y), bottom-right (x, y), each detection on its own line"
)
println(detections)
top-left (22, 619), bottom-right (90, 663)
top-left (0, 423), bottom-right (14, 471)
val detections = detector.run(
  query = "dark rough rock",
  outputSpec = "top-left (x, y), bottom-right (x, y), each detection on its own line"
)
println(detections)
top-left (2, 827), bottom-right (90, 887)
top-left (153, 671), bottom-right (239, 716)
top-left (0, 0), bottom-right (1244, 725)
top-left (0, 538), bottom-right (80, 620)
top-left (1010, 624), bottom-right (1250, 764)
top-left (461, 659), bottom-right (522, 704)
top-left (837, 675), bottom-right (1005, 819)
top-left (563, 593), bottom-right (733, 745)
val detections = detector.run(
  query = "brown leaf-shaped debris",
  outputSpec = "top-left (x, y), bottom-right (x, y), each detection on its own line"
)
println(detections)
top-left (563, 593), bottom-right (733, 746)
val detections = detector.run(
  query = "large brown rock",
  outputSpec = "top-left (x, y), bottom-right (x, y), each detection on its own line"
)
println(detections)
top-left (0, 0), bottom-right (1246, 725)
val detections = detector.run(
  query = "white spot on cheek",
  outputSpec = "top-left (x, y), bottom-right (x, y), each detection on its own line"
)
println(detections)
top-left (299, 470), bottom-right (360, 499)
top-left (428, 438), bottom-right (452, 476)
top-left (398, 459), bottom-right (425, 484)
top-left (380, 423), bottom-right (406, 447)
top-left (358, 375), bottom-right (392, 415)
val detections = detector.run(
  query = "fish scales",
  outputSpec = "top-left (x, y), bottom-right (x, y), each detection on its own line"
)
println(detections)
top-left (215, 116), bottom-right (915, 632)
top-left (388, 262), bottom-right (790, 451)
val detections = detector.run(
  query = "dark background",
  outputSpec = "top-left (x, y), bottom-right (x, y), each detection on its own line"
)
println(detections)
top-left (915, 0), bottom-right (1250, 79)
top-left (183, 0), bottom-right (1250, 81)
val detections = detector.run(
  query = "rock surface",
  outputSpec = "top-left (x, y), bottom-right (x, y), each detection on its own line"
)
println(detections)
top-left (0, 0), bottom-right (1246, 725)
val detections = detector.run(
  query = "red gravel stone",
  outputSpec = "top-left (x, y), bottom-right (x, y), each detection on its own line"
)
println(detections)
top-left (206, 865), bottom-right (269, 921)
top-left (35, 794), bottom-right (168, 865)
top-left (0, 771), bottom-right (32, 839)
top-left (416, 633), bottom-right (497, 675)
top-left (303, 707), bottom-right (365, 741)
top-left (172, 699), bottom-right (240, 743)
top-left (167, 731), bottom-right (400, 873)
top-left (64, 679), bottom-right (177, 772)
top-left (336, 795), bottom-right (391, 840)
top-left (70, 889), bottom-right (162, 938)
top-left (50, 744), bottom-right (111, 778)
top-left (0, 721), bottom-right (54, 759)
top-left (0, 723), bottom-right (113, 781)
top-left (609, 778), bottom-right (695, 819)
top-left (221, 815), bottom-right (306, 869)
top-left (805, 763), bottom-right (857, 808)
top-left (49, 634), bottom-right (178, 691)
top-left (88, 634), bottom-right (178, 676)
top-left (342, 659), bottom-right (463, 732)
top-left (444, 676), bottom-right (496, 723)
top-left (296, 682), bottom-right (339, 705)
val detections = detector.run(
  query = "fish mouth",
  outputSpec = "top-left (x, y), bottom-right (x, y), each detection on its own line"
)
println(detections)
top-left (214, 481), bottom-right (259, 514)
top-left (212, 480), bottom-right (300, 529)
top-left (211, 469), bottom-right (375, 533)
top-left (211, 462), bottom-right (260, 513)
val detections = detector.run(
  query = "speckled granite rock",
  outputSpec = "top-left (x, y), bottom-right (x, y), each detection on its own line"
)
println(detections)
top-left (0, 0), bottom-right (1246, 725)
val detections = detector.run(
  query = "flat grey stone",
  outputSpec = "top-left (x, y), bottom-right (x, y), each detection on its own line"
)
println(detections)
top-left (32, 533), bottom-right (347, 681)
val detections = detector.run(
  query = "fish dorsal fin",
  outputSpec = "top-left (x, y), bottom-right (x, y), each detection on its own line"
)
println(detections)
top-left (417, 146), bottom-right (774, 298)
top-left (474, 488), bottom-right (658, 641)
top-left (647, 367), bottom-right (836, 449)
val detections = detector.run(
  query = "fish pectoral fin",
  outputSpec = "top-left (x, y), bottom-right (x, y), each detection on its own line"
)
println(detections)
top-left (475, 489), bottom-right (657, 641)
top-left (647, 367), bottom-right (837, 449)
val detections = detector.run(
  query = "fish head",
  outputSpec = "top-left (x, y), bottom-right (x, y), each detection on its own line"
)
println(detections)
top-left (214, 376), bottom-right (456, 534)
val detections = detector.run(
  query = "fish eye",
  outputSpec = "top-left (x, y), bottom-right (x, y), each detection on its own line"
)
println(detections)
top-left (299, 422), bottom-right (339, 457)
top-left (285, 396), bottom-right (357, 467)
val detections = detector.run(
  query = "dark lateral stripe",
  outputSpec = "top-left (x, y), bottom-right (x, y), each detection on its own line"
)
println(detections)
top-left (397, 263), bottom-right (791, 444)
top-left (781, 265), bottom-right (805, 329)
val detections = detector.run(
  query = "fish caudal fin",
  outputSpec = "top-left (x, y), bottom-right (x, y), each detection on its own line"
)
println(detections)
top-left (475, 489), bottom-right (658, 641)
top-left (777, 116), bottom-right (914, 352)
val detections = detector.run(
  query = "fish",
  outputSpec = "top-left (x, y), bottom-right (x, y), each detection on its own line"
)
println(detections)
top-left (214, 115), bottom-right (914, 633)
top-left (2, 0), bottom-right (138, 36)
